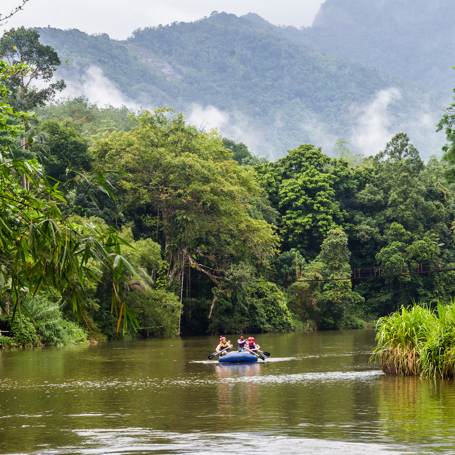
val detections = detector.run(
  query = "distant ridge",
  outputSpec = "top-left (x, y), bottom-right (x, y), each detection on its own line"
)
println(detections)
top-left (37, 8), bottom-right (446, 158)
top-left (257, 0), bottom-right (455, 95)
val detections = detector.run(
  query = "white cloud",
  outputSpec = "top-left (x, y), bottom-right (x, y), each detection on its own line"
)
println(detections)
top-left (349, 88), bottom-right (446, 159)
top-left (62, 66), bottom-right (141, 110)
top-left (187, 104), bottom-right (229, 131)
top-left (350, 88), bottom-right (402, 156)
top-left (186, 104), bottom-right (275, 158)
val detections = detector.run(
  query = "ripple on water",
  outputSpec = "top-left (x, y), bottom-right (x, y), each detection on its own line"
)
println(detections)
top-left (0, 370), bottom-right (383, 392)
top-left (17, 428), bottom-right (417, 454)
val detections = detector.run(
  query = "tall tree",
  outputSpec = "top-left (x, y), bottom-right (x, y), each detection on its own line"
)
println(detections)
top-left (289, 229), bottom-right (364, 329)
top-left (0, 27), bottom-right (65, 188)
top-left (92, 108), bottom-right (278, 331)
top-left (438, 80), bottom-right (455, 182)
top-left (0, 27), bottom-right (65, 113)
top-left (0, 59), bottom-right (136, 335)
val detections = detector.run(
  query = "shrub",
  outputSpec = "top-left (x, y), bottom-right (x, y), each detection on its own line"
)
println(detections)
top-left (0, 335), bottom-right (17, 348)
top-left (10, 293), bottom-right (88, 346)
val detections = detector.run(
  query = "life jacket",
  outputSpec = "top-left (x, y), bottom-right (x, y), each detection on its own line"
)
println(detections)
top-left (248, 341), bottom-right (257, 350)
top-left (238, 339), bottom-right (246, 348)
top-left (220, 341), bottom-right (229, 351)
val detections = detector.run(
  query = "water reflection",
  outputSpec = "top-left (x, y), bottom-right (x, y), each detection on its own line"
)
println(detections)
top-left (0, 331), bottom-right (455, 454)
top-left (377, 375), bottom-right (455, 451)
top-left (215, 363), bottom-right (262, 426)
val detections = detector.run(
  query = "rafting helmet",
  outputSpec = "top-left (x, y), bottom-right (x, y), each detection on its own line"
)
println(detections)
top-left (248, 337), bottom-right (255, 341)
top-left (220, 336), bottom-right (226, 341)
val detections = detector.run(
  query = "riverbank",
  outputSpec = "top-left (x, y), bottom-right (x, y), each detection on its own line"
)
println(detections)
top-left (372, 302), bottom-right (455, 378)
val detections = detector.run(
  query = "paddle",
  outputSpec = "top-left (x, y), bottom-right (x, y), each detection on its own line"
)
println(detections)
top-left (207, 352), bottom-right (219, 360)
top-left (259, 350), bottom-right (271, 357)
top-left (250, 350), bottom-right (266, 361)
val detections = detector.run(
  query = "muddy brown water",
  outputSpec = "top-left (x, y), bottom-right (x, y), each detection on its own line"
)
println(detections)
top-left (1, 330), bottom-right (455, 454)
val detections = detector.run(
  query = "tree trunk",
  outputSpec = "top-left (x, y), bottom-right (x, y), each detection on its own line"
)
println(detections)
top-left (21, 120), bottom-right (29, 190)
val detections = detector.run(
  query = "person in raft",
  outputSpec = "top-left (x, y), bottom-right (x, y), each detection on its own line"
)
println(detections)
top-left (247, 337), bottom-right (260, 353)
top-left (237, 335), bottom-right (246, 352)
top-left (216, 336), bottom-right (232, 356)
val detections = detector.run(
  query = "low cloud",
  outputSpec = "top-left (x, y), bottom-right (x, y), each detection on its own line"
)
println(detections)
top-left (350, 88), bottom-right (402, 156)
top-left (186, 104), bottom-right (276, 159)
top-left (187, 104), bottom-right (229, 131)
top-left (349, 88), bottom-right (445, 159)
top-left (62, 66), bottom-right (142, 110)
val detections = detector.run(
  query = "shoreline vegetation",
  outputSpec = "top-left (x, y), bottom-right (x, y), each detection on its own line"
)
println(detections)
top-left (2, 28), bottom-right (455, 350)
top-left (373, 302), bottom-right (455, 378)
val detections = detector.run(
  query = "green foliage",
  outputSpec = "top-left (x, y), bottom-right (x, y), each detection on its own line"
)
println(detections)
top-left (274, 249), bottom-right (305, 286)
top-left (332, 140), bottom-right (364, 167)
top-left (11, 318), bottom-right (40, 346)
top-left (9, 293), bottom-right (87, 346)
top-left (256, 144), bottom-right (365, 255)
top-left (121, 228), bottom-right (162, 273)
top-left (372, 302), bottom-right (455, 378)
top-left (92, 108), bottom-right (278, 319)
top-left (41, 120), bottom-right (92, 183)
top-left (0, 335), bottom-right (17, 348)
top-left (2, 13), bottom-right (455, 340)
top-left (246, 280), bottom-right (293, 332)
top-left (0, 27), bottom-right (65, 112)
top-left (0, 60), bottom-right (139, 335)
top-left (125, 289), bottom-right (181, 337)
top-left (209, 262), bottom-right (293, 334)
top-left (222, 138), bottom-right (252, 164)
top-left (438, 79), bottom-right (455, 182)
top-left (289, 229), bottom-right (364, 329)
top-left (352, 134), bottom-right (455, 315)
top-left (37, 97), bottom-right (137, 140)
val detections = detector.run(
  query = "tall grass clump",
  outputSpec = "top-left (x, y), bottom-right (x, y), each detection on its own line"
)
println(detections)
top-left (373, 302), bottom-right (455, 378)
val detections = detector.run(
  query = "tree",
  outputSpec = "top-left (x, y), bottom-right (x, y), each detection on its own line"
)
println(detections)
top-left (222, 137), bottom-right (252, 164)
top-left (0, 59), bottom-right (136, 335)
top-left (289, 229), bottom-right (364, 329)
top-left (332, 139), bottom-right (364, 167)
top-left (92, 108), bottom-right (278, 331)
top-left (351, 135), bottom-right (455, 316)
top-left (0, 27), bottom-right (66, 188)
top-left (0, 27), bottom-right (65, 113)
top-left (256, 144), bottom-right (347, 255)
top-left (438, 80), bottom-right (455, 182)
top-left (40, 120), bottom-right (92, 184)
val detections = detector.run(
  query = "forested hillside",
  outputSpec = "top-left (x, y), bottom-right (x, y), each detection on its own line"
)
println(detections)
top-left (265, 0), bottom-right (455, 94)
top-left (35, 11), bottom-right (440, 159)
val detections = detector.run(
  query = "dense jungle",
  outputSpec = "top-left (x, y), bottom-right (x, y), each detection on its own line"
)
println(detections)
top-left (2, 22), bottom-right (455, 348)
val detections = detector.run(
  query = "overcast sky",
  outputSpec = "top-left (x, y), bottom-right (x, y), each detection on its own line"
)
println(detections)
top-left (2, 0), bottom-right (325, 39)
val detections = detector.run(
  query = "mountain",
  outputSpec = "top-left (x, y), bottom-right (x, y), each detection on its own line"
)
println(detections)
top-left (261, 0), bottom-right (455, 95)
top-left (36, 9), bottom-right (446, 159)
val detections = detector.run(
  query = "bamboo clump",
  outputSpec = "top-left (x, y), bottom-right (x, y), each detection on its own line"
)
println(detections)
top-left (372, 302), bottom-right (455, 378)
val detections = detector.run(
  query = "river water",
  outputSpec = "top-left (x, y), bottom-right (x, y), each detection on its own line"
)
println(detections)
top-left (0, 330), bottom-right (455, 454)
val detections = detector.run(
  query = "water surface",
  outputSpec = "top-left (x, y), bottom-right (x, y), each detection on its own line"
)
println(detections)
top-left (0, 330), bottom-right (454, 454)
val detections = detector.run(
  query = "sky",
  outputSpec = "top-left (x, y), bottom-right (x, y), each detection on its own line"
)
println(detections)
top-left (3, 0), bottom-right (325, 39)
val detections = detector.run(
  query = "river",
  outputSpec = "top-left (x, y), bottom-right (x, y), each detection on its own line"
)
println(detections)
top-left (0, 330), bottom-right (454, 454)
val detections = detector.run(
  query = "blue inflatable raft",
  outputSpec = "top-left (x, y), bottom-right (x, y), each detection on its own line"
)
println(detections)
top-left (219, 351), bottom-right (258, 363)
